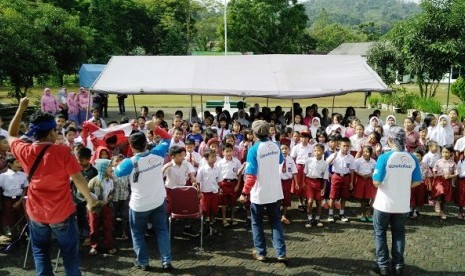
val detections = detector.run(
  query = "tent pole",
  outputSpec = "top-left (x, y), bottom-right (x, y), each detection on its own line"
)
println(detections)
top-left (190, 95), bottom-right (193, 123)
top-left (291, 99), bottom-right (295, 129)
top-left (132, 95), bottom-right (137, 118)
top-left (266, 98), bottom-right (269, 107)
top-left (200, 95), bottom-right (204, 119)
top-left (86, 90), bottom-right (91, 122)
top-left (331, 96), bottom-right (335, 115)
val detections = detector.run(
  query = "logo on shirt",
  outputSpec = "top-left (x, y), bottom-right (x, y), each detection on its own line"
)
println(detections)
top-left (388, 156), bottom-right (413, 169)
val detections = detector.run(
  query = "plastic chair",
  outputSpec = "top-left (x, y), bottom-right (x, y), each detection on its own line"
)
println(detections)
top-left (168, 186), bottom-right (204, 252)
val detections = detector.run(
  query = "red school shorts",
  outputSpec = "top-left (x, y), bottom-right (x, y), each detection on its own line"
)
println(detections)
top-left (304, 177), bottom-right (324, 201)
top-left (291, 164), bottom-right (305, 197)
top-left (457, 178), bottom-right (465, 207)
top-left (219, 180), bottom-right (238, 206)
top-left (431, 176), bottom-right (452, 202)
top-left (353, 175), bottom-right (377, 200)
top-left (281, 179), bottom-right (292, 207)
top-left (330, 173), bottom-right (351, 200)
top-left (201, 192), bottom-right (219, 218)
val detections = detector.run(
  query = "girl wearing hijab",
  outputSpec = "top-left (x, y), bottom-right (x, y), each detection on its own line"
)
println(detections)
top-left (429, 115), bottom-right (454, 147)
top-left (309, 117), bottom-right (321, 139)
top-left (40, 88), bottom-right (59, 114)
top-left (67, 92), bottom-right (80, 126)
top-left (382, 115), bottom-right (397, 138)
top-left (78, 88), bottom-right (92, 126)
top-left (364, 116), bottom-right (381, 136)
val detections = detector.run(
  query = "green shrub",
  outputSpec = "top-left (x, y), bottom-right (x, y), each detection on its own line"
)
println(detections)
top-left (414, 98), bottom-right (442, 114)
top-left (368, 95), bottom-right (381, 106)
top-left (451, 77), bottom-right (465, 102)
top-left (391, 87), bottom-right (419, 111)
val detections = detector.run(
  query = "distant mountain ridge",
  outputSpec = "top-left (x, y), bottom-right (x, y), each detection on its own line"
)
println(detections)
top-left (303, 0), bottom-right (421, 33)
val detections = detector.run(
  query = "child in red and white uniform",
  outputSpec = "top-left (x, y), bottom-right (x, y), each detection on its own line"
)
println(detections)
top-left (353, 146), bottom-right (376, 222)
top-left (456, 153), bottom-right (465, 219)
top-left (196, 150), bottom-right (221, 233)
top-left (223, 134), bottom-right (241, 160)
top-left (423, 141), bottom-right (441, 192)
top-left (279, 138), bottom-right (298, 225)
top-left (184, 139), bottom-right (202, 172)
top-left (169, 127), bottom-right (185, 149)
top-left (290, 131), bottom-right (314, 212)
top-left (432, 145), bottom-right (456, 220)
top-left (410, 149), bottom-right (430, 219)
top-left (303, 144), bottom-right (328, 228)
top-left (326, 137), bottom-right (354, 223)
top-left (290, 130), bottom-right (301, 151)
top-left (350, 124), bottom-right (366, 157)
top-left (0, 155), bottom-right (28, 236)
top-left (199, 138), bottom-right (221, 167)
top-left (217, 143), bottom-right (242, 227)
top-left (404, 117), bottom-right (420, 152)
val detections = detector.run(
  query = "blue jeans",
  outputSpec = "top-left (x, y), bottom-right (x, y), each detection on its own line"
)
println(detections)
top-left (29, 215), bottom-right (81, 276)
top-left (129, 200), bottom-right (172, 266)
top-left (250, 201), bottom-right (286, 258)
top-left (373, 209), bottom-right (408, 269)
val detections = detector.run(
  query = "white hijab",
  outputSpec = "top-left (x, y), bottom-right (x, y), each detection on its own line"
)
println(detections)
top-left (429, 115), bottom-right (454, 147)
top-left (383, 115), bottom-right (397, 138)
top-left (309, 117), bottom-right (321, 139)
top-left (365, 117), bottom-right (381, 136)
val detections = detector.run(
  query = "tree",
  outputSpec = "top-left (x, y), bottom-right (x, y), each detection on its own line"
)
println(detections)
top-left (388, 0), bottom-right (465, 98)
top-left (310, 22), bottom-right (368, 52)
top-left (367, 41), bottom-right (402, 85)
top-left (0, 0), bottom-right (55, 101)
top-left (223, 0), bottom-right (308, 54)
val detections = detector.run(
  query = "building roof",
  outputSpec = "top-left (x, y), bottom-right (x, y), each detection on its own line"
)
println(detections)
top-left (328, 42), bottom-right (375, 56)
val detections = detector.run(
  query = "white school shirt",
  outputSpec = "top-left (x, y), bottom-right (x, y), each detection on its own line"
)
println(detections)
top-left (101, 178), bottom-right (114, 202)
top-left (290, 143), bottom-right (314, 165)
top-left (457, 159), bottom-right (465, 178)
top-left (185, 151), bottom-right (202, 170)
top-left (454, 136), bottom-right (465, 152)
top-left (164, 160), bottom-right (195, 189)
top-left (0, 128), bottom-right (8, 138)
top-left (328, 151), bottom-right (355, 175)
top-left (169, 139), bottom-right (185, 149)
top-left (353, 157), bottom-right (376, 175)
top-left (199, 156), bottom-right (221, 168)
top-left (216, 128), bottom-right (230, 141)
top-left (304, 157), bottom-right (329, 180)
top-left (196, 164), bottom-right (220, 193)
top-left (423, 151), bottom-right (441, 169)
top-left (0, 169), bottom-right (28, 197)
top-left (217, 157), bottom-right (242, 180)
top-left (280, 155), bottom-right (298, 180)
top-left (350, 135), bottom-right (366, 152)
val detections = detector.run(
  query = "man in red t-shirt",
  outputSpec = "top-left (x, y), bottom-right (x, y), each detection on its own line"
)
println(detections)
top-left (8, 97), bottom-right (99, 276)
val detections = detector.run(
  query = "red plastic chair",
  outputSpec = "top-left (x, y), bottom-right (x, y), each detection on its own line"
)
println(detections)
top-left (168, 186), bottom-right (204, 251)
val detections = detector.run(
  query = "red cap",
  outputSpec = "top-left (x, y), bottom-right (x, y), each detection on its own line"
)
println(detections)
top-left (280, 138), bottom-right (291, 147)
top-left (207, 138), bottom-right (220, 147)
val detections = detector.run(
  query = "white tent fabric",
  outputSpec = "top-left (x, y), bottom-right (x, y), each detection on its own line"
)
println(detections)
top-left (91, 55), bottom-right (389, 99)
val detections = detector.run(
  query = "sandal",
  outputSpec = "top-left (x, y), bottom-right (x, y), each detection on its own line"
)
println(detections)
top-left (89, 248), bottom-right (98, 256)
top-left (281, 217), bottom-right (291, 225)
top-left (231, 220), bottom-right (238, 226)
top-left (107, 248), bottom-right (118, 254)
top-left (223, 221), bottom-right (230, 227)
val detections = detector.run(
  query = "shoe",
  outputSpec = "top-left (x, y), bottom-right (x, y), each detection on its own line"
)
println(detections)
top-left (372, 266), bottom-right (389, 276)
top-left (305, 220), bottom-right (312, 228)
top-left (252, 250), bottom-right (266, 262)
top-left (434, 202), bottom-right (440, 213)
top-left (183, 226), bottom-right (200, 237)
top-left (89, 248), bottom-right (98, 256)
top-left (360, 216), bottom-right (368, 222)
top-left (327, 215), bottom-right (335, 223)
top-left (394, 266), bottom-right (404, 276)
top-left (315, 219), bottom-right (323, 227)
top-left (340, 214), bottom-right (349, 222)
top-left (277, 255), bottom-right (287, 262)
top-left (222, 221), bottom-right (230, 227)
top-left (162, 263), bottom-right (173, 271)
top-left (439, 212), bottom-right (447, 220)
top-left (134, 260), bottom-right (150, 271)
top-left (415, 210), bottom-right (421, 217)
top-left (367, 216), bottom-right (373, 222)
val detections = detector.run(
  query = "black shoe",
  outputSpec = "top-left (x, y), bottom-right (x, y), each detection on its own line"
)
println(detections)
top-left (162, 263), bottom-right (173, 271)
top-left (394, 266), bottom-right (404, 276)
top-left (134, 261), bottom-right (150, 271)
top-left (372, 266), bottom-right (389, 276)
top-left (183, 226), bottom-right (200, 237)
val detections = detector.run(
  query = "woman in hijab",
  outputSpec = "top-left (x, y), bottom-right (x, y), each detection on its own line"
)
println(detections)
top-left (382, 115), bottom-right (397, 138)
top-left (365, 116), bottom-right (381, 136)
top-left (429, 115), bottom-right (454, 147)
top-left (40, 88), bottom-right (59, 114)
top-left (67, 92), bottom-right (80, 126)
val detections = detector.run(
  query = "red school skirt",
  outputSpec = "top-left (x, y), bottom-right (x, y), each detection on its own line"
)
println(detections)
top-left (281, 179), bottom-right (292, 207)
top-left (431, 176), bottom-right (453, 202)
top-left (410, 182), bottom-right (427, 207)
top-left (353, 175), bottom-right (377, 200)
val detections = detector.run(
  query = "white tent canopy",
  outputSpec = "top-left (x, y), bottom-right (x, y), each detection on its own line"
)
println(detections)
top-left (91, 55), bottom-right (389, 99)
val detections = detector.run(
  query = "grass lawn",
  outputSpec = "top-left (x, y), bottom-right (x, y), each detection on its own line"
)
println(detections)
top-left (0, 83), bottom-right (460, 109)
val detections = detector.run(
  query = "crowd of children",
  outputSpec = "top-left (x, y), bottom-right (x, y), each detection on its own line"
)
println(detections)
top-left (2, 96), bottom-right (465, 254)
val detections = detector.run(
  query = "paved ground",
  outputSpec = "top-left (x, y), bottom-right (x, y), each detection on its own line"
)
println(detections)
top-left (2, 107), bottom-right (462, 275)
top-left (1, 200), bottom-right (464, 276)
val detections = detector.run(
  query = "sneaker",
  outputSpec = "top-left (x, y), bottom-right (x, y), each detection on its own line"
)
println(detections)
top-left (394, 266), bottom-right (404, 276)
top-left (372, 266), bottom-right (389, 276)
top-left (183, 226), bottom-right (200, 237)
top-left (367, 216), bottom-right (373, 222)
top-left (315, 219), bottom-right (324, 227)
top-left (415, 210), bottom-right (421, 217)
top-left (134, 260), bottom-right (150, 271)
top-left (252, 250), bottom-right (266, 262)
top-left (360, 216), bottom-right (368, 222)
top-left (305, 220), bottom-right (313, 228)
top-left (327, 215), bottom-right (335, 222)
top-left (277, 255), bottom-right (287, 262)
top-left (340, 214), bottom-right (349, 222)
top-left (162, 263), bottom-right (174, 271)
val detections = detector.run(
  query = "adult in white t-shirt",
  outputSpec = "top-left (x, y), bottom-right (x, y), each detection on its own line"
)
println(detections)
top-left (372, 127), bottom-right (422, 275)
top-left (239, 120), bottom-right (286, 262)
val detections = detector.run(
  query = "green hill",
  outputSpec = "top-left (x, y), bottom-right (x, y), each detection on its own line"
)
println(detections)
top-left (303, 0), bottom-right (421, 33)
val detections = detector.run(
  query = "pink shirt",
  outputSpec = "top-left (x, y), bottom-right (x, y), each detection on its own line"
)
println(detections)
top-left (433, 158), bottom-right (456, 176)
top-left (41, 95), bottom-right (58, 114)
top-left (405, 129), bottom-right (420, 152)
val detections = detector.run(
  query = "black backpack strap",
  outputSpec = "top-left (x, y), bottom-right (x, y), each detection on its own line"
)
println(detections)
top-left (27, 144), bottom-right (51, 183)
